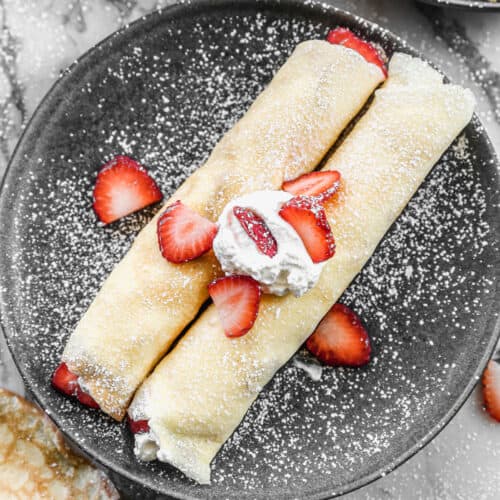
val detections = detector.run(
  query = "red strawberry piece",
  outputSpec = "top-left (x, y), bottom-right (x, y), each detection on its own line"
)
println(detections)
top-left (306, 303), bottom-right (371, 367)
top-left (482, 359), bottom-right (500, 423)
top-left (278, 196), bottom-right (335, 263)
top-left (208, 275), bottom-right (261, 338)
top-left (157, 201), bottom-right (218, 263)
top-left (51, 363), bottom-right (100, 409)
top-left (233, 206), bottom-right (278, 257)
top-left (327, 27), bottom-right (387, 77)
top-left (76, 388), bottom-right (100, 409)
top-left (51, 363), bottom-right (78, 397)
top-left (282, 171), bottom-right (341, 200)
top-left (93, 155), bottom-right (163, 224)
top-left (127, 416), bottom-right (151, 434)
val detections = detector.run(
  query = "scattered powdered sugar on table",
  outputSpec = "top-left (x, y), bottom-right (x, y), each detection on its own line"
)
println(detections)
top-left (0, 6), bottom-right (498, 499)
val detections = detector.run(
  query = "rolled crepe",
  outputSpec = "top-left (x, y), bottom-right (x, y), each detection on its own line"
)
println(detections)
top-left (129, 53), bottom-right (475, 483)
top-left (62, 40), bottom-right (385, 420)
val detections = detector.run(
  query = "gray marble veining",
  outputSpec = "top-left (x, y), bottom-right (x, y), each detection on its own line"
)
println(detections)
top-left (0, 1), bottom-right (498, 498)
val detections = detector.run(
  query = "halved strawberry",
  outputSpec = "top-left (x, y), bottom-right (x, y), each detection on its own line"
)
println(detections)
top-left (93, 155), bottom-right (163, 224)
top-left (327, 27), bottom-right (387, 77)
top-left (306, 303), bottom-right (371, 367)
top-left (278, 196), bottom-right (335, 263)
top-left (51, 363), bottom-right (99, 409)
top-left (233, 206), bottom-right (278, 257)
top-left (157, 201), bottom-right (218, 263)
top-left (482, 359), bottom-right (500, 423)
top-left (282, 171), bottom-right (341, 200)
top-left (208, 275), bottom-right (261, 338)
top-left (51, 362), bottom-right (78, 397)
top-left (127, 416), bottom-right (150, 434)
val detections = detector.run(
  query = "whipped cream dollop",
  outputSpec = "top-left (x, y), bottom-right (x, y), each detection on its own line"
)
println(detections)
top-left (213, 190), bottom-right (325, 297)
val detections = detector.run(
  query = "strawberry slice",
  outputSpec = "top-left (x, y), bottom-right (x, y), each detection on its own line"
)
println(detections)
top-left (233, 206), bottom-right (278, 257)
top-left (282, 171), bottom-right (341, 201)
top-left (51, 363), bottom-right (99, 409)
top-left (157, 201), bottom-right (218, 263)
top-left (51, 362), bottom-right (78, 397)
top-left (278, 196), bottom-right (335, 263)
top-left (327, 27), bottom-right (387, 77)
top-left (208, 275), bottom-right (261, 338)
top-left (306, 303), bottom-right (371, 367)
top-left (482, 359), bottom-right (500, 423)
top-left (93, 155), bottom-right (163, 224)
top-left (127, 416), bottom-right (151, 434)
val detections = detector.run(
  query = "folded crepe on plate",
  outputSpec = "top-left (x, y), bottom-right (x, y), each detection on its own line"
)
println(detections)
top-left (60, 37), bottom-right (385, 420)
top-left (128, 52), bottom-right (475, 484)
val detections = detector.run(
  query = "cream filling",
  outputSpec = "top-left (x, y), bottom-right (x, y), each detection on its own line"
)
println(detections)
top-left (213, 190), bottom-right (325, 297)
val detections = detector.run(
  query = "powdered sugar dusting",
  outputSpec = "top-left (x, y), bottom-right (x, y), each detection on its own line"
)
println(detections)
top-left (0, 5), bottom-right (498, 499)
top-left (209, 133), bottom-right (497, 495)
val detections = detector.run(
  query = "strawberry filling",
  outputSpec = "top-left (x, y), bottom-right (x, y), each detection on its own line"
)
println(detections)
top-left (327, 27), bottom-right (387, 77)
top-left (127, 416), bottom-right (151, 434)
top-left (233, 206), bottom-right (278, 257)
top-left (76, 388), bottom-right (100, 409)
top-left (51, 363), bottom-right (99, 409)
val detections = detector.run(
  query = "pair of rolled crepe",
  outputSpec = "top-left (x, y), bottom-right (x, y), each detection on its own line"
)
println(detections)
top-left (61, 35), bottom-right (474, 484)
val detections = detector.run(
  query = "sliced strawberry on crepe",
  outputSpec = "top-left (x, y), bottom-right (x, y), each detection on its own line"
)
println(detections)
top-left (157, 200), bottom-right (218, 263)
top-left (279, 196), bottom-right (335, 263)
top-left (51, 363), bottom-right (99, 409)
top-left (93, 155), bottom-right (163, 224)
top-left (306, 303), bottom-right (371, 367)
top-left (282, 170), bottom-right (341, 202)
top-left (482, 359), bottom-right (500, 423)
top-left (233, 206), bottom-right (278, 257)
top-left (327, 27), bottom-right (387, 77)
top-left (127, 416), bottom-right (150, 434)
top-left (208, 275), bottom-right (261, 338)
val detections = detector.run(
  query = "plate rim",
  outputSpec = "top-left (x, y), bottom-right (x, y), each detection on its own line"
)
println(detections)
top-left (417, 0), bottom-right (500, 10)
top-left (0, 0), bottom-right (499, 498)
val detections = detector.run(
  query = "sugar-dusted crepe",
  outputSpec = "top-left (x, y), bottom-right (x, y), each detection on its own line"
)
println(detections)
top-left (61, 40), bottom-right (385, 420)
top-left (128, 52), bottom-right (475, 484)
top-left (0, 389), bottom-right (118, 499)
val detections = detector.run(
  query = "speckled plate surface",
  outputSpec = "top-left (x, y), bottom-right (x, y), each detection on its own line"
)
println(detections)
top-left (417, 0), bottom-right (500, 10)
top-left (1, 1), bottom-right (499, 498)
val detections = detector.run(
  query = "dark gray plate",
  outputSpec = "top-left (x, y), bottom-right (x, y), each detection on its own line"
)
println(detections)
top-left (417, 0), bottom-right (500, 10)
top-left (1, 1), bottom-right (499, 498)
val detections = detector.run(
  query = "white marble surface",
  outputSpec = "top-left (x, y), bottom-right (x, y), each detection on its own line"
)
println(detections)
top-left (0, 1), bottom-right (499, 498)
